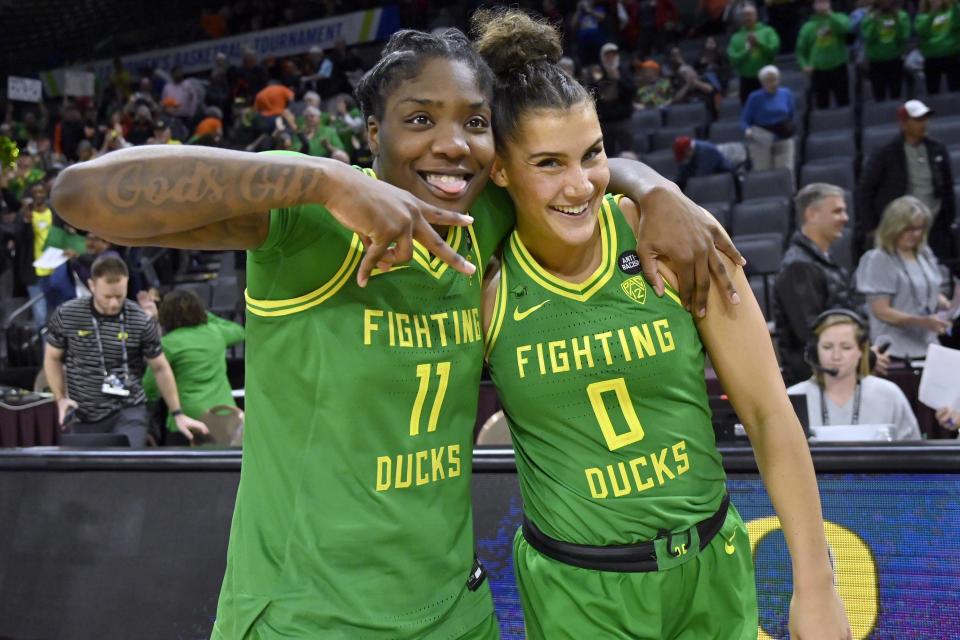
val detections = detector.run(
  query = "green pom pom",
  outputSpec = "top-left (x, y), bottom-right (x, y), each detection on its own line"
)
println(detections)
top-left (0, 137), bottom-right (19, 170)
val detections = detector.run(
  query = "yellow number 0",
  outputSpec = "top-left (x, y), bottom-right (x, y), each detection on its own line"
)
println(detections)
top-left (410, 362), bottom-right (451, 436)
top-left (587, 378), bottom-right (645, 450)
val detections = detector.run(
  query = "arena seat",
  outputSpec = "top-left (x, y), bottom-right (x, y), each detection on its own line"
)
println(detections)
top-left (731, 198), bottom-right (791, 241)
top-left (685, 173), bottom-right (738, 206)
top-left (740, 168), bottom-right (794, 201)
top-left (800, 161), bottom-right (855, 192)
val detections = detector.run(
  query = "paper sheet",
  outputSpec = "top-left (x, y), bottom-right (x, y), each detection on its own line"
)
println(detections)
top-left (32, 247), bottom-right (68, 270)
top-left (937, 282), bottom-right (960, 322)
top-left (918, 344), bottom-right (960, 410)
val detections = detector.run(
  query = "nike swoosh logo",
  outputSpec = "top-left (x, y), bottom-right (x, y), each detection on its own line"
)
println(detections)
top-left (77, 330), bottom-right (92, 337)
top-left (513, 300), bottom-right (550, 322)
top-left (724, 530), bottom-right (737, 555)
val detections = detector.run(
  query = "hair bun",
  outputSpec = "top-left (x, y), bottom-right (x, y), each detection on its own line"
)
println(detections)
top-left (471, 8), bottom-right (563, 78)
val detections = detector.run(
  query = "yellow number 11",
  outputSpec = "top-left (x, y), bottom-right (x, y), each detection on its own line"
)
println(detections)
top-left (410, 361), bottom-right (451, 436)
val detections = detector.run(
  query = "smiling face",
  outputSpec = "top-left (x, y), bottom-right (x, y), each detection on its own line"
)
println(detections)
top-left (491, 102), bottom-right (609, 251)
top-left (804, 194), bottom-right (848, 245)
top-left (817, 323), bottom-right (863, 381)
top-left (895, 215), bottom-right (927, 253)
top-left (366, 57), bottom-right (494, 212)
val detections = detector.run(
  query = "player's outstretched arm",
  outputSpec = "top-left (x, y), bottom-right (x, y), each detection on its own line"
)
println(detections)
top-left (686, 256), bottom-right (852, 640)
top-left (51, 146), bottom-right (476, 286)
top-left (608, 157), bottom-right (744, 317)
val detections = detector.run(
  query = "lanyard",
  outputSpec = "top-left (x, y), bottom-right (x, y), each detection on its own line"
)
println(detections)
top-left (894, 253), bottom-right (932, 314)
top-left (91, 312), bottom-right (129, 381)
top-left (820, 381), bottom-right (861, 426)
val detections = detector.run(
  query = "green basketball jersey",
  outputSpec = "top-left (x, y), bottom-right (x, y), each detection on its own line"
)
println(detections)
top-left (212, 168), bottom-right (515, 639)
top-left (485, 194), bottom-right (726, 546)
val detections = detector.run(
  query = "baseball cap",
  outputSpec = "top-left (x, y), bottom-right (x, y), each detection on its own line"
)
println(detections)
top-left (899, 99), bottom-right (932, 120)
top-left (600, 43), bottom-right (619, 56)
top-left (635, 59), bottom-right (660, 72)
top-left (673, 136), bottom-right (692, 163)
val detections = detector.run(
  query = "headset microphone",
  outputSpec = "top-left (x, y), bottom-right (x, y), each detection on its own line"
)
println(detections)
top-left (803, 348), bottom-right (839, 376)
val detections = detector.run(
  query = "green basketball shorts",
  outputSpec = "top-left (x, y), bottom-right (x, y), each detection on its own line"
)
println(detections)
top-left (514, 504), bottom-right (757, 640)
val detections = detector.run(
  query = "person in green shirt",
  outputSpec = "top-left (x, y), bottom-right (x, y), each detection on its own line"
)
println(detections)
top-left (727, 2), bottom-right (781, 104)
top-left (50, 25), bottom-right (743, 638)
top-left (861, 0), bottom-right (911, 101)
top-left (474, 9), bottom-right (851, 639)
top-left (796, 0), bottom-right (851, 108)
top-left (142, 289), bottom-right (245, 445)
top-left (915, 0), bottom-right (960, 93)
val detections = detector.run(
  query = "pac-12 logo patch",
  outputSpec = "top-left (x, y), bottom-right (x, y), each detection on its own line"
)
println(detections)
top-left (618, 250), bottom-right (642, 275)
top-left (621, 276), bottom-right (647, 305)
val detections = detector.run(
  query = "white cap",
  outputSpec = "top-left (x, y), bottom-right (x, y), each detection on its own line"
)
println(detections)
top-left (901, 99), bottom-right (932, 119)
top-left (600, 43), bottom-right (619, 56)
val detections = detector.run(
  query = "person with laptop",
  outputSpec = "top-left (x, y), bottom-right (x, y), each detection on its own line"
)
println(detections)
top-left (787, 310), bottom-right (921, 440)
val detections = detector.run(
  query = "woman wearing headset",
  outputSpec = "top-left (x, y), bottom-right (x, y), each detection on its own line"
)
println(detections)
top-left (786, 309), bottom-right (921, 439)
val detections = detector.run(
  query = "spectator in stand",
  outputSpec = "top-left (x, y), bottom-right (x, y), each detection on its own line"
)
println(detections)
top-left (234, 48), bottom-right (270, 101)
top-left (301, 45), bottom-right (335, 96)
top-left (673, 136), bottom-right (733, 189)
top-left (861, 0), bottom-right (911, 102)
top-left (328, 36), bottom-right (366, 95)
top-left (741, 65), bottom-right (797, 173)
top-left (254, 82), bottom-right (295, 122)
top-left (76, 140), bottom-right (96, 163)
top-left (20, 182), bottom-right (56, 328)
top-left (151, 120), bottom-right (183, 145)
top-left (728, 3), bottom-right (781, 104)
top-left (299, 106), bottom-right (350, 162)
top-left (796, 0), bottom-right (851, 108)
top-left (125, 105), bottom-right (154, 146)
top-left (633, 59), bottom-right (674, 109)
top-left (142, 289), bottom-right (245, 446)
top-left (206, 67), bottom-right (233, 126)
top-left (855, 100), bottom-right (956, 266)
top-left (43, 256), bottom-right (209, 446)
top-left (189, 116), bottom-right (224, 146)
top-left (915, 0), bottom-right (960, 94)
top-left (671, 63), bottom-right (720, 116)
top-left (775, 183), bottom-right (857, 384)
top-left (158, 99), bottom-right (190, 142)
top-left (855, 196), bottom-right (955, 361)
top-left (587, 43), bottom-right (637, 157)
top-left (787, 311), bottom-right (921, 439)
top-left (571, 0), bottom-right (608, 65)
top-left (695, 36), bottom-right (732, 94)
top-left (161, 66), bottom-right (199, 124)
top-left (53, 103), bottom-right (85, 163)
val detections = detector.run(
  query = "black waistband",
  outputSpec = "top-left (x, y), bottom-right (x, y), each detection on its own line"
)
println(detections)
top-left (521, 493), bottom-right (730, 573)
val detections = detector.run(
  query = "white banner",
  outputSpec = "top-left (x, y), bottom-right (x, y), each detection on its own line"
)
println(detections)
top-left (41, 6), bottom-right (398, 96)
top-left (8, 76), bottom-right (43, 102)
top-left (64, 70), bottom-right (96, 97)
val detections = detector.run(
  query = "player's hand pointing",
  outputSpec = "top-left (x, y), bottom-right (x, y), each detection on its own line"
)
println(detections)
top-left (321, 163), bottom-right (476, 287)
